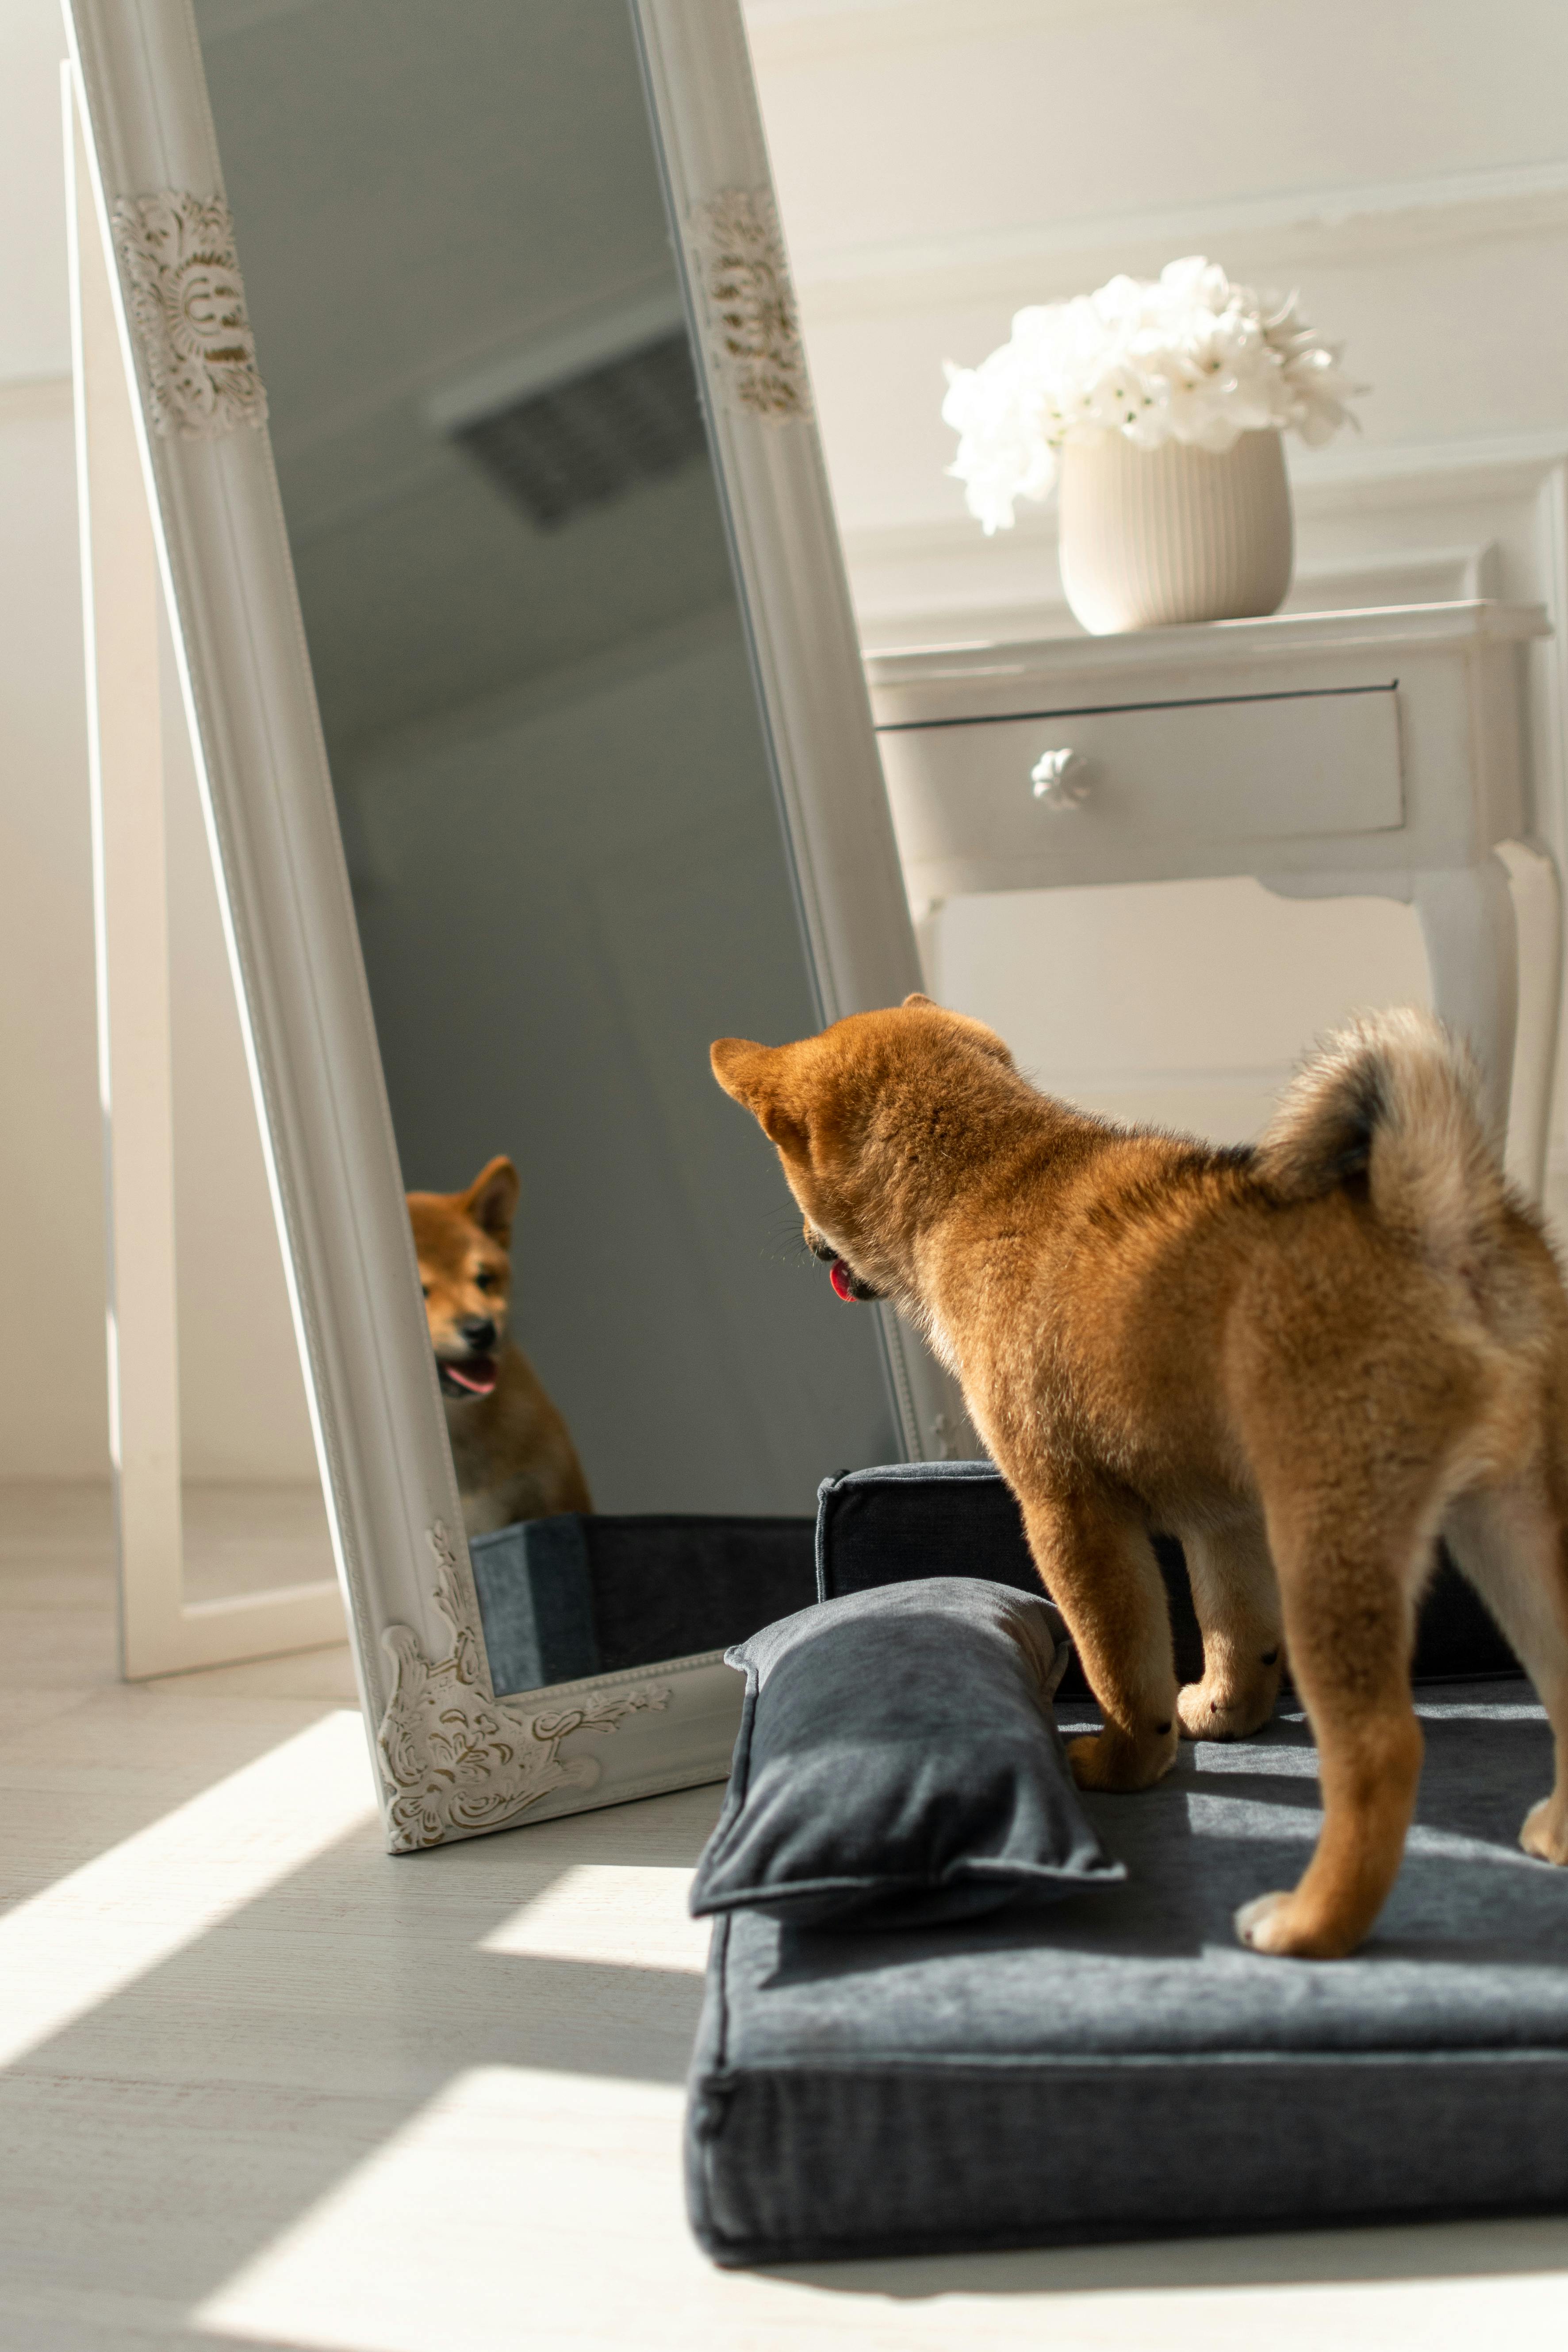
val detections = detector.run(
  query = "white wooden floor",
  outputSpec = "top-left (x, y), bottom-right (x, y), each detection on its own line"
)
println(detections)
top-left (4, 1483), bottom-right (1568, 2352)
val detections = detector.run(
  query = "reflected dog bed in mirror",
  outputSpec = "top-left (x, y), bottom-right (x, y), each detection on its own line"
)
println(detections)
top-left (469, 1512), bottom-right (816, 1695)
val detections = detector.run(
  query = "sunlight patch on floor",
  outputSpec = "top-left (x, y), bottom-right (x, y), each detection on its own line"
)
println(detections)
top-left (0, 1709), bottom-right (376, 2070)
top-left (192, 2062), bottom-right (1568, 2352)
top-left (479, 1862), bottom-right (712, 1973)
top-left (195, 2065), bottom-right (691, 2351)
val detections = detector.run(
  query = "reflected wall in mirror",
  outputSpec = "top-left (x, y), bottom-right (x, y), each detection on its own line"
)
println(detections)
top-left (67, 0), bottom-right (955, 1842)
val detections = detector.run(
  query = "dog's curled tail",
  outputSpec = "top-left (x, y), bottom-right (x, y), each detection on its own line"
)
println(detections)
top-left (1253, 1008), bottom-right (1509, 1274)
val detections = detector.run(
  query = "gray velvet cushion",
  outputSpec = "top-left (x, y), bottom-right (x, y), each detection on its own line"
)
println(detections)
top-left (686, 1680), bottom-right (1568, 2265)
top-left (688, 1579), bottom-right (1123, 1929)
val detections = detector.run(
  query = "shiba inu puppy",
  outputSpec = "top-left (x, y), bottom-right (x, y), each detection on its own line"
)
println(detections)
top-left (407, 1155), bottom-right (591, 1536)
top-left (713, 994), bottom-right (1568, 1959)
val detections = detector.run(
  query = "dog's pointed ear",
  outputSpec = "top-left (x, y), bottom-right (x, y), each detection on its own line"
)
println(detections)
top-left (462, 1155), bottom-right (520, 1244)
top-left (710, 1038), bottom-right (805, 1152)
top-left (904, 990), bottom-right (1013, 1068)
top-left (710, 1038), bottom-right (767, 1103)
top-left (952, 1012), bottom-right (1014, 1067)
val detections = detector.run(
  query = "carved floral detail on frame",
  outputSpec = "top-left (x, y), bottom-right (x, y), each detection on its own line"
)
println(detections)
top-left (110, 191), bottom-right (268, 439)
top-left (376, 1522), bottom-right (669, 1852)
top-left (689, 187), bottom-right (811, 424)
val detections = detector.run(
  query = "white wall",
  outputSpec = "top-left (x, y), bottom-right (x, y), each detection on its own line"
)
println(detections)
top-left (0, 2), bottom-right (105, 1477)
top-left (745, 0), bottom-right (1568, 1171)
top-left (0, 366), bottom-right (105, 1477)
top-left (0, 0), bottom-right (316, 1485)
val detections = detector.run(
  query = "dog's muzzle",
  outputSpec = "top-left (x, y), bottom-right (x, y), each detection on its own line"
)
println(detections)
top-left (805, 1225), bottom-right (882, 1303)
top-left (437, 1352), bottom-right (498, 1398)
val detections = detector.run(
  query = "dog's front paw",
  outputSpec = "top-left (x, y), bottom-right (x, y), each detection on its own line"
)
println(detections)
top-left (1066, 1724), bottom-right (1177, 1793)
top-left (1234, 1889), bottom-right (1360, 1959)
top-left (1234, 1890), bottom-right (1298, 1953)
top-left (1177, 1678), bottom-right (1275, 1742)
top-left (1520, 1795), bottom-right (1568, 1866)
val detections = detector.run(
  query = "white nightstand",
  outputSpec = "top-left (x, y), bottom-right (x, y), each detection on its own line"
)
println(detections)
top-left (865, 602), bottom-right (1559, 1190)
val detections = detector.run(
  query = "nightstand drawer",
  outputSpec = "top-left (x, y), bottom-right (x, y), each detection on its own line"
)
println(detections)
top-left (876, 683), bottom-right (1403, 895)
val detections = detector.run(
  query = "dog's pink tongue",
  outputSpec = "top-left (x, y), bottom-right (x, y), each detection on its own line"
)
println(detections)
top-left (830, 1261), bottom-right (859, 1303)
top-left (446, 1356), bottom-right (498, 1395)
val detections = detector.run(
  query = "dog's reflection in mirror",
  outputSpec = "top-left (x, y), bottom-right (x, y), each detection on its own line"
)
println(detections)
top-left (407, 1156), bottom-right (592, 1535)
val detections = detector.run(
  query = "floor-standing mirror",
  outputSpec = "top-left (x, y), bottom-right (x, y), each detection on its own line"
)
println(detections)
top-left (67, 0), bottom-right (957, 1838)
top-left (193, 0), bottom-right (897, 1519)
top-left (197, 0), bottom-right (903, 1722)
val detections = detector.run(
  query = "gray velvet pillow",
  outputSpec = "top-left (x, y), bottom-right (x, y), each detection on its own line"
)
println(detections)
top-left (689, 1577), bottom-right (1123, 1928)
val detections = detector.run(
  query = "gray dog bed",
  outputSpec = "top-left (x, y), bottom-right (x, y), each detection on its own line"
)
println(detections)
top-left (685, 1462), bottom-right (1568, 2265)
top-left (688, 1678), bottom-right (1568, 2264)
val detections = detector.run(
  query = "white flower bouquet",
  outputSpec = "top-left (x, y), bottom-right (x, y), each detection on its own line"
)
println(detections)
top-left (943, 256), bottom-right (1361, 535)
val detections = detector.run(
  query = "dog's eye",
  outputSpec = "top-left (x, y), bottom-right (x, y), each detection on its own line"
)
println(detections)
top-left (420, 1284), bottom-right (430, 1299)
top-left (473, 1268), bottom-right (497, 1292)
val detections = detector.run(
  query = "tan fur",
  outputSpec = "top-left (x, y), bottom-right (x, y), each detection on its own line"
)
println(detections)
top-left (712, 996), bottom-right (1568, 1958)
top-left (408, 1156), bottom-right (592, 1536)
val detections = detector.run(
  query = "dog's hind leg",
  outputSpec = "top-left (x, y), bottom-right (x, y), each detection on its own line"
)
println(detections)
top-left (1176, 1513), bottom-right (1284, 1742)
top-left (1444, 1480), bottom-right (1568, 1866)
top-left (1017, 1489), bottom-right (1181, 1792)
top-left (1233, 1476), bottom-right (1438, 1957)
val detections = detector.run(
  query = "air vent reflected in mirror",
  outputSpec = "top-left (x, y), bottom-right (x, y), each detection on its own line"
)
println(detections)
top-left (451, 331), bottom-right (708, 532)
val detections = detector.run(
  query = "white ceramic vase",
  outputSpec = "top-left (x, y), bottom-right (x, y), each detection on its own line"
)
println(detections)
top-left (1057, 426), bottom-right (1294, 635)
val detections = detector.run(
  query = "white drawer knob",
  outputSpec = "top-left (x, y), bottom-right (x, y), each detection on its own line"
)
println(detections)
top-left (1030, 747), bottom-right (1091, 810)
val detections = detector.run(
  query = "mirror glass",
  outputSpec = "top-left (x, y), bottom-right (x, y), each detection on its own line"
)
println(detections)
top-left (190, 0), bottom-right (897, 1691)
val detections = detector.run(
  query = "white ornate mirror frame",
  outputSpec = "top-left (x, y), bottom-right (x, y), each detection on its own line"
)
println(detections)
top-left (64, 0), bottom-right (970, 1848)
